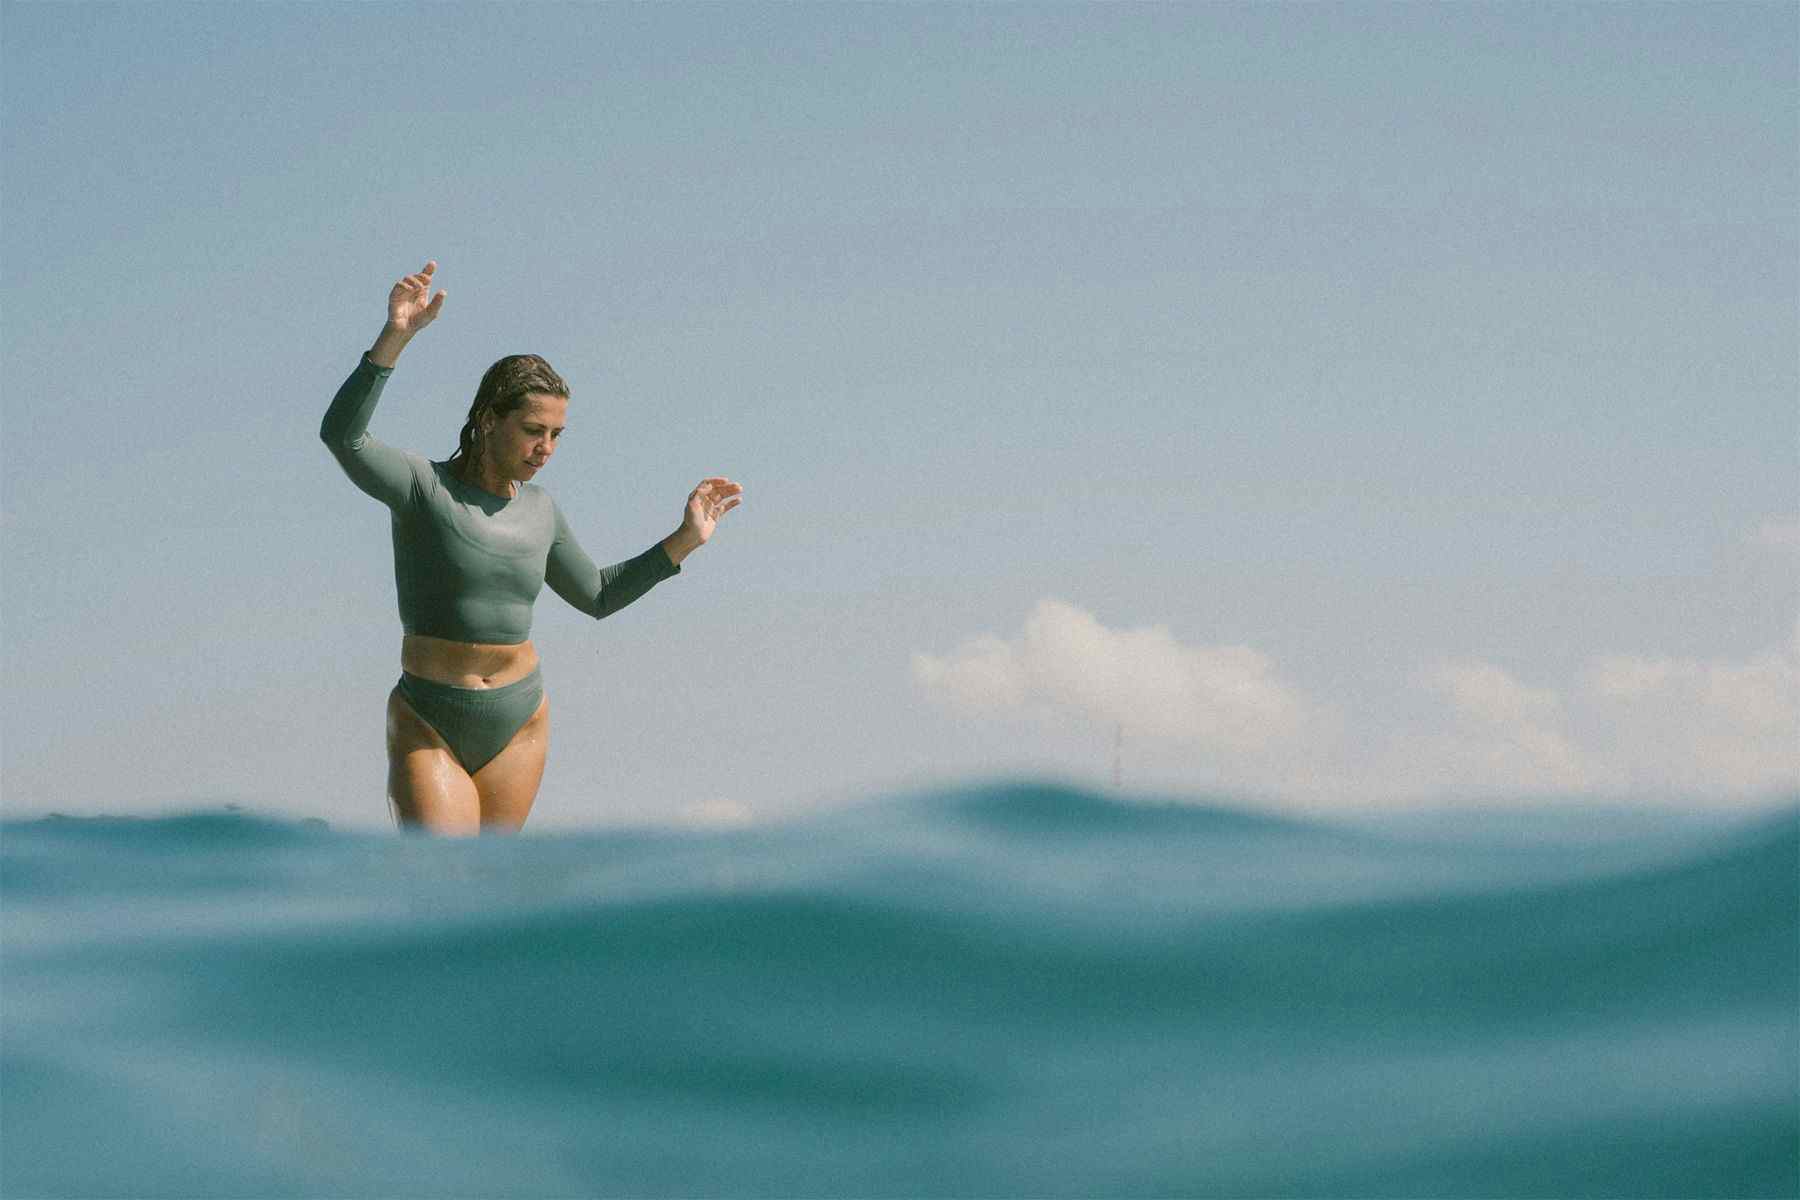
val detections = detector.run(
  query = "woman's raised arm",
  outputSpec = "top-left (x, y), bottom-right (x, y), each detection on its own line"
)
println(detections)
top-left (320, 261), bottom-right (447, 508)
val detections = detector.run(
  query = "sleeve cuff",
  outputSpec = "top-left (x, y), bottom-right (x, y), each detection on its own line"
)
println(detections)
top-left (360, 352), bottom-right (394, 377)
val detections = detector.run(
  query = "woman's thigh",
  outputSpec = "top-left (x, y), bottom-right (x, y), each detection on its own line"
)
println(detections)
top-left (386, 685), bottom-right (481, 835)
top-left (474, 696), bottom-right (550, 832)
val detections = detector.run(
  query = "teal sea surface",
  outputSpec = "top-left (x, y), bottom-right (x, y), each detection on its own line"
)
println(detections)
top-left (3, 782), bottom-right (1795, 1198)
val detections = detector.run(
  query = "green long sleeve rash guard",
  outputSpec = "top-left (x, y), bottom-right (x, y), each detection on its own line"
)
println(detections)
top-left (320, 353), bottom-right (678, 644)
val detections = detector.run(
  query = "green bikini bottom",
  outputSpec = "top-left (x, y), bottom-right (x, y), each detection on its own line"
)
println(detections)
top-left (397, 666), bottom-right (544, 773)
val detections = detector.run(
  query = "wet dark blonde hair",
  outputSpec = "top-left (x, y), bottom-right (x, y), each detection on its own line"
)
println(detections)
top-left (448, 354), bottom-right (570, 480)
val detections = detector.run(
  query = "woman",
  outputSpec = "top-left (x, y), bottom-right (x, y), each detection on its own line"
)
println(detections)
top-left (321, 260), bottom-right (741, 834)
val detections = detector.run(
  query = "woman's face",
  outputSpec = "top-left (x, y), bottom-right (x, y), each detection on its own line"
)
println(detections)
top-left (484, 393), bottom-right (569, 482)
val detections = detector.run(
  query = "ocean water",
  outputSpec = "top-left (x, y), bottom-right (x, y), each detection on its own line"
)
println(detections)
top-left (3, 782), bottom-right (1795, 1199)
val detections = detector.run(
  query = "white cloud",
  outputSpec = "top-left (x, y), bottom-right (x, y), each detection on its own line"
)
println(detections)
top-left (1404, 661), bottom-right (1589, 793)
top-left (915, 601), bottom-right (1797, 805)
top-left (1584, 656), bottom-right (1676, 700)
top-left (911, 634), bottom-right (1025, 712)
top-left (1430, 660), bottom-right (1564, 728)
top-left (911, 598), bottom-right (1308, 752)
top-left (1395, 621), bottom-right (1798, 800)
top-left (1575, 618), bottom-right (1799, 796)
top-left (1749, 514), bottom-right (1800, 552)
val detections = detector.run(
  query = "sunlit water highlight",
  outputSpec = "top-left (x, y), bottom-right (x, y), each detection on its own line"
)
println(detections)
top-left (3, 782), bottom-right (1795, 1198)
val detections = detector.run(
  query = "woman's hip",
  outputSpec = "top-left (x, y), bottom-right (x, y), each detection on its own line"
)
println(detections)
top-left (392, 665), bottom-right (546, 773)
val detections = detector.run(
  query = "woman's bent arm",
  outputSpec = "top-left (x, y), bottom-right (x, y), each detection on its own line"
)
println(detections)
top-left (544, 503), bottom-right (681, 621)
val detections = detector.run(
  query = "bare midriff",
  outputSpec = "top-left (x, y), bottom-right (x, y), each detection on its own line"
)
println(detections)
top-left (401, 633), bottom-right (540, 689)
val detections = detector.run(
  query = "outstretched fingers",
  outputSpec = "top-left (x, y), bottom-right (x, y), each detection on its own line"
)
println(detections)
top-left (687, 477), bottom-right (743, 523)
top-left (391, 260), bottom-right (447, 322)
top-left (695, 477), bottom-right (743, 497)
top-left (701, 479), bottom-right (742, 510)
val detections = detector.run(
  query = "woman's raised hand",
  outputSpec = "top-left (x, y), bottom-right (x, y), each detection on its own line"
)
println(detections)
top-left (385, 260), bottom-right (447, 336)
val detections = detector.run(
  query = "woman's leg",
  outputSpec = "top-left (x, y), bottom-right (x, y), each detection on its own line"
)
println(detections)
top-left (386, 685), bottom-right (481, 835)
top-left (473, 695), bottom-right (550, 832)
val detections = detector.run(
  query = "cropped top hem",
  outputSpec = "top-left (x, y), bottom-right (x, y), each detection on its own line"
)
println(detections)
top-left (400, 626), bottom-right (533, 647)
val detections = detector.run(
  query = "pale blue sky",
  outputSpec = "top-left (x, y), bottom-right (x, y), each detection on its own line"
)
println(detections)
top-left (4, 2), bottom-right (1795, 830)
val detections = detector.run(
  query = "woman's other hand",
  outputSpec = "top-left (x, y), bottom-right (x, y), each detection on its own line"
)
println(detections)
top-left (684, 477), bottom-right (743, 543)
top-left (663, 478), bottom-right (743, 565)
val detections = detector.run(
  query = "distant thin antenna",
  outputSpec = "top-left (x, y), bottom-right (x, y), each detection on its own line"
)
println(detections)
top-left (1113, 722), bottom-right (1123, 790)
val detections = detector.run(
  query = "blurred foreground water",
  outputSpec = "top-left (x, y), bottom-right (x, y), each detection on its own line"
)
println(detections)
top-left (3, 782), bottom-right (1795, 1198)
